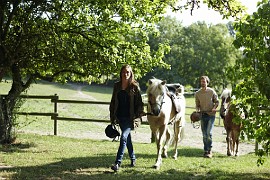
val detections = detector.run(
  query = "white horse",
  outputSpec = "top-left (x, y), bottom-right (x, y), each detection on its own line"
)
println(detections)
top-left (146, 78), bottom-right (186, 169)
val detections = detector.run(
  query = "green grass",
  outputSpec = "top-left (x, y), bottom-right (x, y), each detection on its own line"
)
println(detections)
top-left (1, 80), bottom-right (269, 179)
top-left (1, 133), bottom-right (269, 180)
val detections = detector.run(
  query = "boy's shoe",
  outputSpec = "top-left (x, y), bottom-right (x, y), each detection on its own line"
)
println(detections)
top-left (203, 151), bottom-right (208, 158)
top-left (111, 163), bottom-right (120, 172)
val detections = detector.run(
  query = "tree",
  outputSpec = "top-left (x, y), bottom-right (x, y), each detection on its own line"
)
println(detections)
top-left (0, 0), bottom-right (245, 144)
top-left (0, 0), bottom-right (171, 143)
top-left (233, 0), bottom-right (270, 165)
top-left (143, 19), bottom-right (242, 91)
top-left (140, 16), bottom-right (182, 88)
top-left (177, 22), bottom-right (240, 90)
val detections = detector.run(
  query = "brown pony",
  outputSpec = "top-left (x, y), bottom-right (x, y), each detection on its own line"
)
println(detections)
top-left (220, 89), bottom-right (243, 156)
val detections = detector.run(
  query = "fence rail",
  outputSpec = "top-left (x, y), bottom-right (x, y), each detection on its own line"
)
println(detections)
top-left (1, 94), bottom-right (199, 135)
top-left (2, 94), bottom-right (266, 150)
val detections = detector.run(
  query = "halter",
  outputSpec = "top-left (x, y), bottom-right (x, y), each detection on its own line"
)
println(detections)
top-left (147, 92), bottom-right (166, 116)
top-left (221, 96), bottom-right (231, 116)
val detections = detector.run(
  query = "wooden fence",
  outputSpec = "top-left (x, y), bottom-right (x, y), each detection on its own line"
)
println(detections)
top-left (2, 94), bottom-right (220, 136)
top-left (2, 94), bottom-right (266, 151)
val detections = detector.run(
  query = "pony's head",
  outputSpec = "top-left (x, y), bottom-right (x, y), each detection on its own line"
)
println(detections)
top-left (220, 88), bottom-right (232, 119)
top-left (146, 78), bottom-right (167, 116)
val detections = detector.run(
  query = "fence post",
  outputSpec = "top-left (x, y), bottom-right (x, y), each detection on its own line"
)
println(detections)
top-left (53, 94), bottom-right (58, 135)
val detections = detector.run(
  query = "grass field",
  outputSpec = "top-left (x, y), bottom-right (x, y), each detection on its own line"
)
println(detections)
top-left (0, 80), bottom-right (270, 179)
top-left (1, 133), bottom-right (270, 180)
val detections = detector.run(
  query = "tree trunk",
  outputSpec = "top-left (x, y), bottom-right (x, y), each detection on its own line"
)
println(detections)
top-left (0, 64), bottom-right (32, 144)
top-left (0, 95), bottom-right (16, 144)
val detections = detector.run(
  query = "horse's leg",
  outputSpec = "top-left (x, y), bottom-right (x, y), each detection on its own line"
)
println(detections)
top-left (231, 130), bottom-right (236, 156)
top-left (162, 127), bottom-right (171, 158)
top-left (154, 125), bottom-right (166, 169)
top-left (234, 130), bottom-right (240, 156)
top-left (235, 138), bottom-right (239, 156)
top-left (172, 120), bottom-right (181, 160)
top-left (226, 130), bottom-right (232, 156)
top-left (150, 128), bottom-right (160, 169)
top-left (229, 132), bottom-right (234, 156)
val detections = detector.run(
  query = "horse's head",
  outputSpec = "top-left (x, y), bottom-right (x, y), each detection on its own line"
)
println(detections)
top-left (146, 78), bottom-right (167, 116)
top-left (220, 89), bottom-right (247, 120)
top-left (220, 89), bottom-right (232, 118)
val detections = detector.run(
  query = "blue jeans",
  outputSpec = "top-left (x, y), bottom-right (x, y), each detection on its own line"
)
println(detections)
top-left (200, 113), bottom-right (215, 152)
top-left (115, 117), bottom-right (135, 164)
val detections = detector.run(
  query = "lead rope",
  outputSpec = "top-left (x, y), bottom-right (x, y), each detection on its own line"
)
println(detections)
top-left (112, 124), bottom-right (120, 142)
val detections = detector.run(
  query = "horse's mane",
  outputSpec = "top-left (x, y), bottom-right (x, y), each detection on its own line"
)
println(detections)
top-left (146, 78), bottom-right (167, 97)
top-left (220, 88), bottom-right (232, 99)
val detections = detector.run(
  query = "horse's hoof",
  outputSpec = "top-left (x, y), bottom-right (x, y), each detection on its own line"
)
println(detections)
top-left (173, 156), bottom-right (177, 160)
top-left (153, 165), bottom-right (160, 170)
top-left (161, 154), bottom-right (168, 158)
top-left (227, 153), bottom-right (232, 156)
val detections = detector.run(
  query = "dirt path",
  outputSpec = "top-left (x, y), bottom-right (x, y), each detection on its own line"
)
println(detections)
top-left (66, 84), bottom-right (256, 156)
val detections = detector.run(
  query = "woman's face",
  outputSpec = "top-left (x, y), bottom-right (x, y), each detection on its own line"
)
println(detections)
top-left (121, 67), bottom-right (132, 80)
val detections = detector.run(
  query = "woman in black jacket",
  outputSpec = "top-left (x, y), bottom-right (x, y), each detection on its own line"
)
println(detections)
top-left (109, 64), bottom-right (144, 172)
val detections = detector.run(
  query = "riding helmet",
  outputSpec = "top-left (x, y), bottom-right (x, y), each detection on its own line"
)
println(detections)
top-left (190, 111), bottom-right (202, 123)
top-left (105, 124), bottom-right (120, 139)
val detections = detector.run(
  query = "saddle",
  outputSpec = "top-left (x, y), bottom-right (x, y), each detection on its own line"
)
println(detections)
top-left (166, 83), bottom-right (184, 113)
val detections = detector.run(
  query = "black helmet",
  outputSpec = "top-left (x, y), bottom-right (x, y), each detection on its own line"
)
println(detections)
top-left (105, 124), bottom-right (120, 139)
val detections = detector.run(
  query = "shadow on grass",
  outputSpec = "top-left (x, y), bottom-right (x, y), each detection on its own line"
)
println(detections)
top-left (1, 154), bottom-right (269, 180)
top-left (0, 138), bottom-right (268, 179)
top-left (0, 142), bottom-right (37, 153)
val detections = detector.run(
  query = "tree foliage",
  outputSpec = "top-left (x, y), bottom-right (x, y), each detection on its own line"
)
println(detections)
top-left (0, 0), bottom-right (245, 143)
top-left (232, 0), bottom-right (270, 166)
top-left (143, 17), bottom-right (242, 91)
top-left (0, 0), bottom-right (173, 143)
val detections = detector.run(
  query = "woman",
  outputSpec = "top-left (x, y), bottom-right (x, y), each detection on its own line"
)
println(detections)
top-left (109, 64), bottom-right (144, 172)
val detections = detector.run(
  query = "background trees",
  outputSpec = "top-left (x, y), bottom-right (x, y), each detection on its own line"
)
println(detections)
top-left (142, 17), bottom-right (242, 91)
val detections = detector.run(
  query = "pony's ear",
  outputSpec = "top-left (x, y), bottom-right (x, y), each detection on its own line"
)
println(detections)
top-left (161, 80), bottom-right (166, 85)
top-left (148, 79), bottom-right (153, 85)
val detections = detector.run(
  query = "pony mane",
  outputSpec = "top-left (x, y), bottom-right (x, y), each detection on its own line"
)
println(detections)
top-left (146, 78), bottom-right (167, 97)
top-left (220, 88), bottom-right (232, 99)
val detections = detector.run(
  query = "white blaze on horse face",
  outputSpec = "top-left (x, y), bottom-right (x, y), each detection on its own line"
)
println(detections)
top-left (147, 79), bottom-right (167, 116)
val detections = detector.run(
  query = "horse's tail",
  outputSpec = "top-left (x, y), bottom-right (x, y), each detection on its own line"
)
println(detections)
top-left (170, 123), bottom-right (185, 146)
top-left (180, 126), bottom-right (185, 141)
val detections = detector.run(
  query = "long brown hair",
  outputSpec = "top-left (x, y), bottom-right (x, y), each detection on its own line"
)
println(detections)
top-left (119, 64), bottom-right (138, 89)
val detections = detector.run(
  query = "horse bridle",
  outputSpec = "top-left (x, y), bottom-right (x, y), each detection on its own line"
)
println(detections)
top-left (147, 92), bottom-right (165, 116)
top-left (222, 97), bottom-right (231, 115)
